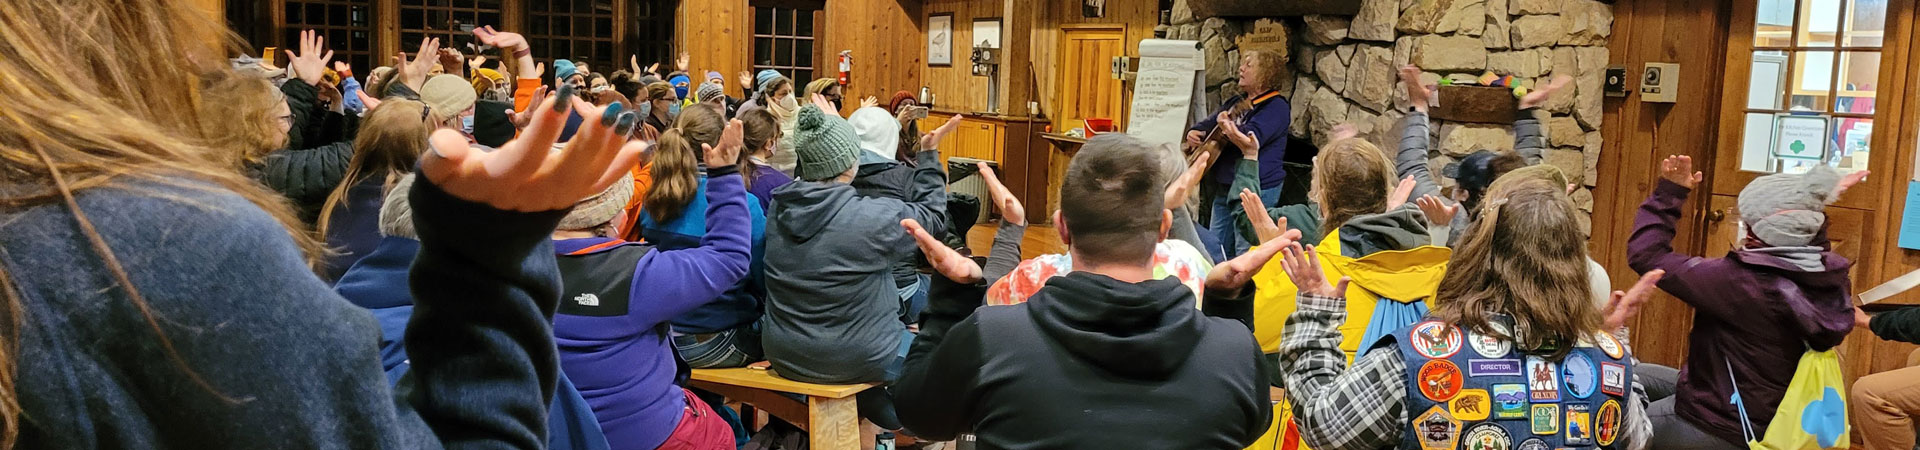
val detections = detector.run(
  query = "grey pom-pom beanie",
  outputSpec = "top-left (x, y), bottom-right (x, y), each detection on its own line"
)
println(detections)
top-left (1736, 165), bottom-right (1841, 247)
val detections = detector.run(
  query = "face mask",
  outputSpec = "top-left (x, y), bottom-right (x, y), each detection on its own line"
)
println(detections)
top-left (461, 114), bottom-right (474, 134)
top-left (667, 102), bottom-right (682, 120)
top-left (777, 95), bottom-right (799, 111)
top-left (831, 98), bottom-right (844, 111)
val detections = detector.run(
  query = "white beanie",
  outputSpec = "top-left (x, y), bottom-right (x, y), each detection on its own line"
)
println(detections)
top-left (846, 106), bottom-right (901, 162)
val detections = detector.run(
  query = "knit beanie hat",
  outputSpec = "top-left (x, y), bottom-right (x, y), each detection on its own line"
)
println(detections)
top-left (554, 59), bottom-right (579, 85)
top-left (558, 172), bottom-right (636, 231)
top-left (888, 90), bottom-right (918, 114)
top-left (420, 74), bottom-right (478, 123)
top-left (696, 81), bottom-right (726, 104)
top-left (791, 105), bottom-right (862, 181)
top-left (756, 70), bottom-right (783, 92)
top-left (378, 174), bottom-right (419, 240)
top-left (471, 68), bottom-right (505, 93)
top-left (847, 106), bottom-right (901, 162)
top-left (706, 71), bottom-right (725, 83)
top-left (1737, 165), bottom-right (1841, 247)
top-left (805, 78), bottom-right (837, 97)
top-left (669, 74), bottom-right (693, 99)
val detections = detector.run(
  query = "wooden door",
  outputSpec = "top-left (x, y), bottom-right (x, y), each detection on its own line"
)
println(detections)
top-left (1056, 25), bottom-right (1126, 133)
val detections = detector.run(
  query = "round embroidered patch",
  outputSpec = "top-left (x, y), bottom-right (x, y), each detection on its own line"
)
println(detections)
top-left (1419, 359), bottom-right (1465, 402)
top-left (1515, 437), bottom-right (1550, 450)
top-left (1469, 322), bottom-right (1513, 358)
top-left (1593, 332), bottom-right (1625, 359)
top-left (1462, 423), bottom-right (1512, 450)
top-left (1412, 321), bottom-right (1465, 359)
top-left (1562, 352), bottom-right (1599, 399)
top-left (1598, 400), bottom-right (1623, 446)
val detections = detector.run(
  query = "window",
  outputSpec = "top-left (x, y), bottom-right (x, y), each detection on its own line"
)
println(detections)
top-left (529, 0), bottom-right (618, 77)
top-left (282, 0), bottom-right (376, 74)
top-left (1738, 0), bottom-right (1885, 174)
top-left (399, 0), bottom-right (503, 59)
top-left (628, 0), bottom-right (676, 74)
top-left (752, 5), bottom-right (821, 83)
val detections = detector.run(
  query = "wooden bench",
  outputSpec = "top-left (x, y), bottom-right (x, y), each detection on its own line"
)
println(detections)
top-left (689, 367), bottom-right (881, 450)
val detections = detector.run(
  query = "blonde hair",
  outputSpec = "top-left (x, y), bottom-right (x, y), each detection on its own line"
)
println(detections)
top-left (0, 1), bottom-right (326, 446)
top-left (1312, 138), bottom-right (1396, 233)
top-left (199, 75), bottom-right (288, 169)
top-left (646, 104), bottom-right (725, 224)
top-left (1431, 178), bottom-right (1599, 360)
top-left (1243, 49), bottom-right (1288, 92)
top-left (317, 99), bottom-right (430, 238)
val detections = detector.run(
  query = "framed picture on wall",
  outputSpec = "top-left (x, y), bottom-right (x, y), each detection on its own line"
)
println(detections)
top-left (929, 13), bottom-right (953, 66)
top-left (973, 18), bottom-right (1002, 49)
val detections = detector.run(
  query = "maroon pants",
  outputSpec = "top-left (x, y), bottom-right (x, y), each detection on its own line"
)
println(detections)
top-left (657, 388), bottom-right (734, 450)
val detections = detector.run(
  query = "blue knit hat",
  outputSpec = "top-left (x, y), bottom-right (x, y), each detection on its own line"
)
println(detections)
top-left (756, 70), bottom-right (783, 92)
top-left (791, 105), bottom-right (862, 181)
top-left (669, 74), bottom-right (692, 100)
top-left (554, 59), bottom-right (579, 84)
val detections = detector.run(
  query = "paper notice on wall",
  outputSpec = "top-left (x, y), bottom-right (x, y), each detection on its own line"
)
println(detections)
top-left (1126, 39), bottom-right (1204, 148)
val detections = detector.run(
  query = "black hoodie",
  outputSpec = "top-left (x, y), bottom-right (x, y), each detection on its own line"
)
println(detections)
top-left (895, 272), bottom-right (1272, 449)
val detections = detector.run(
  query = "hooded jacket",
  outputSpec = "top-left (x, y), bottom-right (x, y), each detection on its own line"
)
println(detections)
top-left (895, 273), bottom-right (1272, 449)
top-left (852, 151), bottom-right (924, 289)
top-left (762, 150), bottom-right (947, 384)
top-left (258, 79), bottom-right (361, 224)
top-left (1629, 179), bottom-right (1856, 445)
top-left (1249, 206), bottom-right (1452, 358)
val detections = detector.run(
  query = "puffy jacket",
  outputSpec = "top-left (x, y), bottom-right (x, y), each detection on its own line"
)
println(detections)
top-left (1250, 214), bottom-right (1451, 358)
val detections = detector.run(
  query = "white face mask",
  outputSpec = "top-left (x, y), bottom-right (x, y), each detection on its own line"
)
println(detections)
top-left (777, 95), bottom-right (799, 111)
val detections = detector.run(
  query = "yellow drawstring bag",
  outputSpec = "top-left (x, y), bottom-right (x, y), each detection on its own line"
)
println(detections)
top-left (1733, 349), bottom-right (1850, 449)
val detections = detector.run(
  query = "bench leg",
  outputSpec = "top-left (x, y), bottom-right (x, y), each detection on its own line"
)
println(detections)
top-left (808, 395), bottom-right (860, 450)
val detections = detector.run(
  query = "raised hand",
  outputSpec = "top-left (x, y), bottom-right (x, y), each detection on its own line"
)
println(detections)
top-left (473, 27), bottom-right (538, 80)
top-left (438, 46), bottom-right (467, 77)
top-left (646, 62), bottom-right (661, 78)
top-left (1385, 176), bottom-right (1417, 211)
top-left (509, 85), bottom-right (549, 129)
top-left (920, 114), bottom-right (965, 150)
top-left (1219, 111), bottom-right (1259, 155)
top-left (1659, 155), bottom-right (1703, 190)
top-left (1240, 189), bottom-right (1286, 244)
top-left (1603, 269), bottom-right (1664, 330)
top-left (1833, 170), bottom-right (1870, 200)
top-left (631, 55), bottom-right (643, 76)
top-left (286, 29), bottom-right (335, 87)
top-left (703, 119), bottom-right (745, 168)
top-left (1399, 65), bottom-right (1431, 112)
top-left (317, 81), bottom-right (345, 113)
top-left (469, 54), bottom-right (487, 70)
top-left (1279, 244), bottom-right (1348, 299)
top-left (1519, 75), bottom-right (1573, 110)
top-left (396, 37), bottom-right (442, 91)
top-left (810, 93), bottom-right (838, 113)
top-left (1206, 229), bottom-right (1303, 292)
top-left (331, 61), bottom-right (353, 77)
top-left (904, 218), bottom-right (982, 283)
top-left (420, 85), bottom-right (645, 212)
top-left (1165, 152), bottom-right (1209, 211)
top-left (860, 96), bottom-right (880, 109)
top-left (977, 162), bottom-right (1026, 226)
top-left (738, 71), bottom-right (755, 90)
top-left (676, 52), bottom-right (691, 72)
top-left (1415, 195), bottom-right (1459, 227)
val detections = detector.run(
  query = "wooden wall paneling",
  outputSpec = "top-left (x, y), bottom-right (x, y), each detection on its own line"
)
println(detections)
top-left (1596, 0), bottom-right (1735, 367)
top-left (920, 0), bottom-right (999, 113)
top-left (677, 0), bottom-right (752, 97)
top-left (822, 0), bottom-right (923, 116)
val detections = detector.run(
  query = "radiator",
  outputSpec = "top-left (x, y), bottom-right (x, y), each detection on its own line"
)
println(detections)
top-left (947, 157), bottom-right (994, 224)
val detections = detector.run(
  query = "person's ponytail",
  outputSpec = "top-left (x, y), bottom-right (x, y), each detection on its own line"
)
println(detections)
top-left (646, 128), bottom-right (701, 224)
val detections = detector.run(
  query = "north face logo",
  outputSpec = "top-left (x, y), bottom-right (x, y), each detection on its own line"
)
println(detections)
top-left (573, 293), bottom-right (600, 306)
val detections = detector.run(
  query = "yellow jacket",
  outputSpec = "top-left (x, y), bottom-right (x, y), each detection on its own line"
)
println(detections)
top-left (1252, 230), bottom-right (1451, 358)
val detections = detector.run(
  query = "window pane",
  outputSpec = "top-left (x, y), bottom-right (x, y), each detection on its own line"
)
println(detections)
top-left (1748, 51), bottom-right (1788, 109)
top-left (755, 38), bottom-right (773, 67)
top-left (1832, 117), bottom-right (1871, 172)
top-left (756, 8), bottom-right (772, 35)
top-left (596, 18), bottom-right (613, 35)
top-left (1845, 0), bottom-right (1887, 47)
top-left (1756, 0), bottom-right (1795, 46)
top-left (553, 16), bottom-right (570, 35)
top-left (351, 5), bottom-right (368, 26)
top-left (454, 0), bottom-right (473, 8)
top-left (796, 70), bottom-right (813, 82)
top-left (576, 17), bottom-right (592, 36)
top-left (1740, 113), bottom-right (1777, 172)
top-left (402, 8), bottom-right (423, 29)
top-left (307, 4), bottom-right (326, 23)
top-left (329, 4), bottom-right (347, 21)
top-left (530, 15), bottom-right (548, 34)
top-left (1834, 51), bottom-right (1879, 114)
top-left (1798, 0), bottom-right (1840, 47)
top-left (796, 39), bottom-right (813, 68)
top-left (1789, 51), bottom-right (1835, 111)
top-left (776, 8), bottom-right (793, 35)
top-left (428, 9), bottom-right (448, 30)
top-left (797, 11), bottom-right (815, 37)
top-left (288, 3), bottom-right (305, 23)
top-left (774, 39), bottom-right (793, 66)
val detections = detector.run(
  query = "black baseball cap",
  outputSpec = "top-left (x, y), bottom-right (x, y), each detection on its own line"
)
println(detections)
top-left (1443, 150), bottom-right (1501, 193)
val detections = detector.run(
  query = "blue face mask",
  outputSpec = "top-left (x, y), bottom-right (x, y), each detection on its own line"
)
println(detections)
top-left (461, 114), bottom-right (474, 134)
top-left (667, 102), bottom-right (682, 121)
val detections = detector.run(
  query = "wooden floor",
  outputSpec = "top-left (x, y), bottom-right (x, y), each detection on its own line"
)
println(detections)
top-left (963, 220), bottom-right (1067, 260)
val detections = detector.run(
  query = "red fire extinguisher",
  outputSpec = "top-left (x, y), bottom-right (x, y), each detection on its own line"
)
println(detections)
top-left (838, 50), bottom-right (852, 86)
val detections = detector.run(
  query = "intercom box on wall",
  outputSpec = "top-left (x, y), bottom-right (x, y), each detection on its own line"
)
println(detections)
top-left (1641, 63), bottom-right (1679, 103)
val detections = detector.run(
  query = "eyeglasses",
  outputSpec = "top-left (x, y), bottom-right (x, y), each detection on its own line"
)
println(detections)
top-left (275, 114), bottom-right (294, 126)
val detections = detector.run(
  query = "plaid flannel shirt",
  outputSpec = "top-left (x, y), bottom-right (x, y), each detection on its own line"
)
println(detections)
top-left (1279, 293), bottom-right (1651, 450)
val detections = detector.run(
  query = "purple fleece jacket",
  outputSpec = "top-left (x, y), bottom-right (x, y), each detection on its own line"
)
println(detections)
top-left (1189, 91), bottom-right (1291, 188)
top-left (1628, 179), bottom-right (1856, 445)
top-left (552, 171), bottom-right (752, 450)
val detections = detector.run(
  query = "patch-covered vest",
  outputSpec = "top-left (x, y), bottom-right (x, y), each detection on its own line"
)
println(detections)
top-left (1375, 317), bottom-right (1632, 450)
